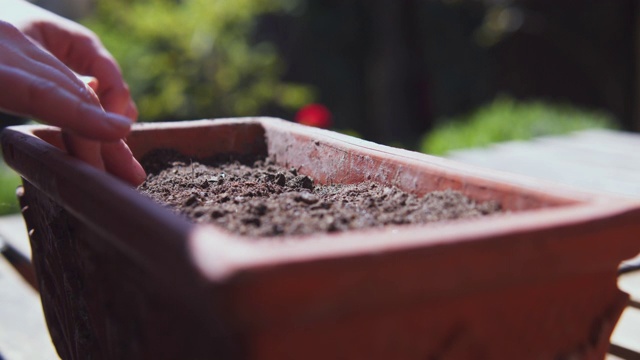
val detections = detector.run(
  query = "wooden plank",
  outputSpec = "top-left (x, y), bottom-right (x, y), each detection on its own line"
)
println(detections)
top-left (0, 215), bottom-right (58, 360)
top-left (451, 130), bottom-right (640, 169)
top-left (606, 354), bottom-right (626, 360)
top-left (448, 131), bottom-right (640, 198)
top-left (0, 214), bottom-right (31, 258)
top-left (453, 133), bottom-right (640, 173)
top-left (0, 257), bottom-right (58, 359)
top-left (610, 307), bottom-right (640, 356)
top-left (541, 130), bottom-right (640, 155)
top-left (611, 261), bottom-right (640, 358)
top-left (608, 344), bottom-right (640, 360)
top-left (620, 271), bottom-right (640, 304)
top-left (449, 153), bottom-right (640, 197)
top-left (620, 254), bottom-right (640, 276)
top-left (534, 138), bottom-right (640, 171)
top-left (573, 130), bottom-right (640, 149)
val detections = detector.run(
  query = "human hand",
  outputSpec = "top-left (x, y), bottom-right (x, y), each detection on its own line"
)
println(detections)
top-left (0, 1), bottom-right (146, 186)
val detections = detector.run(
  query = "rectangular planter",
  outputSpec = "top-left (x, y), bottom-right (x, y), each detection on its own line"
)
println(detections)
top-left (2, 118), bottom-right (640, 359)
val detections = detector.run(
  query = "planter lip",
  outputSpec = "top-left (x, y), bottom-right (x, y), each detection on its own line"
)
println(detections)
top-left (189, 199), bottom-right (640, 281)
top-left (3, 118), bottom-right (640, 284)
top-left (3, 117), bottom-right (622, 204)
top-left (10, 117), bottom-right (619, 205)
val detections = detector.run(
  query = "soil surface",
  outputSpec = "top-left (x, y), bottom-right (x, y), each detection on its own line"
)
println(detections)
top-left (138, 150), bottom-right (502, 238)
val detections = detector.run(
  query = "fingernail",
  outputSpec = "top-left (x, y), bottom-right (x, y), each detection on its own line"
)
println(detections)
top-left (106, 113), bottom-right (134, 130)
top-left (126, 101), bottom-right (139, 121)
top-left (83, 83), bottom-right (102, 108)
top-left (133, 160), bottom-right (148, 186)
top-left (79, 75), bottom-right (99, 91)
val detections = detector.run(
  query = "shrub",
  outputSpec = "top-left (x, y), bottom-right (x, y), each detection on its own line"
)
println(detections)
top-left (83, 0), bottom-right (315, 121)
top-left (420, 96), bottom-right (617, 156)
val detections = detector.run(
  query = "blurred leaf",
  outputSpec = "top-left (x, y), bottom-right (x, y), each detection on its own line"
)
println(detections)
top-left (420, 96), bottom-right (617, 156)
top-left (83, 0), bottom-right (314, 121)
top-left (0, 161), bottom-right (20, 215)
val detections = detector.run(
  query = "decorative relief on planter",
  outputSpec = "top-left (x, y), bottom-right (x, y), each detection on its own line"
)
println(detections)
top-left (2, 117), bottom-right (639, 359)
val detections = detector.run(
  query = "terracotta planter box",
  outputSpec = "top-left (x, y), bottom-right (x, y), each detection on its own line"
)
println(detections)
top-left (2, 118), bottom-right (640, 359)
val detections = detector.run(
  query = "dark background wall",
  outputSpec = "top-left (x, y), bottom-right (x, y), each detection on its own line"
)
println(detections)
top-left (262, 0), bottom-right (638, 147)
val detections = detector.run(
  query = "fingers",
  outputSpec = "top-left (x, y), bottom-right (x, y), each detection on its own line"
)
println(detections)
top-left (101, 140), bottom-right (147, 186)
top-left (78, 75), bottom-right (98, 91)
top-left (0, 21), bottom-right (98, 105)
top-left (62, 133), bottom-right (147, 186)
top-left (88, 53), bottom-right (138, 119)
top-left (0, 12), bottom-right (145, 185)
top-left (40, 25), bottom-right (138, 120)
top-left (0, 22), bottom-right (133, 140)
top-left (9, 14), bottom-right (137, 120)
top-left (0, 65), bottom-right (133, 141)
top-left (61, 131), bottom-right (105, 171)
top-left (123, 100), bottom-right (138, 120)
top-left (87, 64), bottom-right (138, 119)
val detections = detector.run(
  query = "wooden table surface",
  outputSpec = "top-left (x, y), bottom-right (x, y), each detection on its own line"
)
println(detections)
top-left (0, 215), bottom-right (57, 360)
top-left (1, 128), bottom-right (639, 359)
top-left (449, 128), bottom-right (640, 359)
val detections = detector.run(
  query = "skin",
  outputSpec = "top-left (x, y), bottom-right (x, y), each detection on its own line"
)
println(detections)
top-left (0, 0), bottom-right (146, 186)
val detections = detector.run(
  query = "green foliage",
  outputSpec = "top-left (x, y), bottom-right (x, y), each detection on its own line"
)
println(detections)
top-left (83, 0), bottom-right (315, 121)
top-left (0, 162), bottom-right (20, 215)
top-left (420, 96), bottom-right (617, 156)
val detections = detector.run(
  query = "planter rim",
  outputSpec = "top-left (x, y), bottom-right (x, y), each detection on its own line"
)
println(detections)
top-left (3, 118), bottom-right (640, 284)
top-left (170, 118), bottom-right (625, 203)
top-left (5, 117), bottom-right (626, 203)
top-left (189, 199), bottom-right (640, 280)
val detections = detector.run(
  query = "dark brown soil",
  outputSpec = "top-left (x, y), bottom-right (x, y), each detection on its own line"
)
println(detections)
top-left (138, 150), bottom-right (502, 238)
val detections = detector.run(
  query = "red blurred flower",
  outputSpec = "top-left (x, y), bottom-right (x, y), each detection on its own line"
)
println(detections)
top-left (295, 103), bottom-right (332, 129)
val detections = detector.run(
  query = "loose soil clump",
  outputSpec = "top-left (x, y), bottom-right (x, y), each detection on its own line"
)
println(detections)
top-left (138, 150), bottom-right (502, 238)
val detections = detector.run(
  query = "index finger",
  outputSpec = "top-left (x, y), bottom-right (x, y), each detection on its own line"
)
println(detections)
top-left (0, 65), bottom-right (133, 141)
top-left (92, 54), bottom-right (138, 119)
top-left (52, 32), bottom-right (138, 119)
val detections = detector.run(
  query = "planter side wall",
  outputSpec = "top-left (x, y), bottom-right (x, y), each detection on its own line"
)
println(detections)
top-left (259, 121), bottom-right (579, 211)
top-left (249, 273), bottom-right (626, 359)
top-left (125, 120), bottom-right (269, 162)
top-left (19, 181), bottom-right (244, 359)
